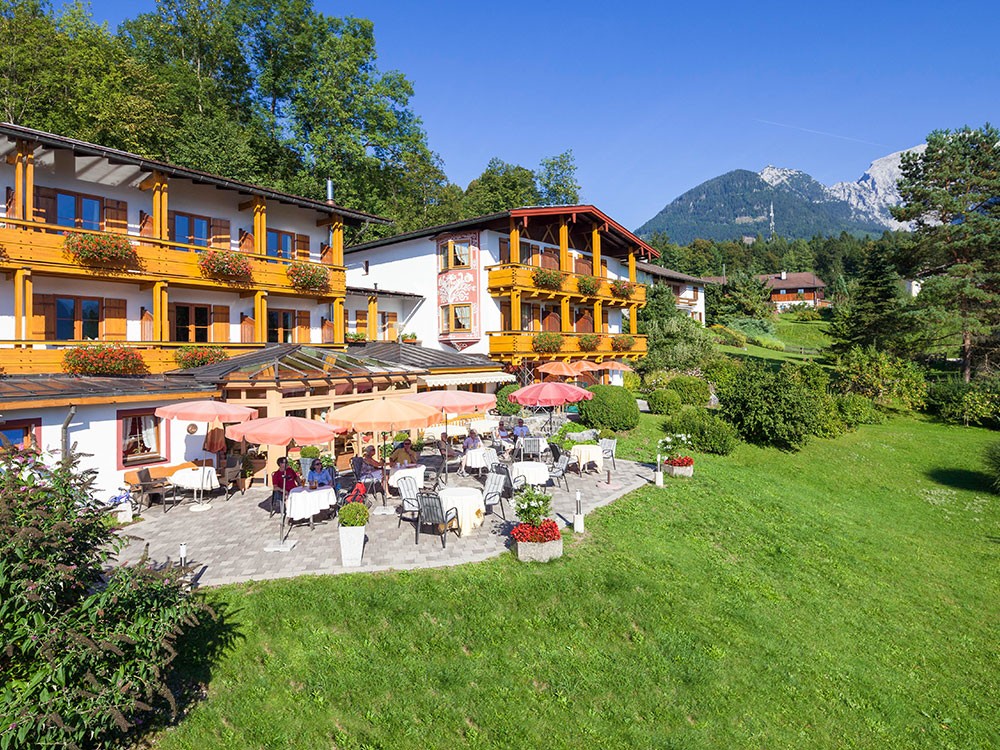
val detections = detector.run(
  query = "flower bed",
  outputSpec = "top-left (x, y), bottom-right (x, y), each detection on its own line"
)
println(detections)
top-left (611, 334), bottom-right (635, 352)
top-left (576, 275), bottom-right (599, 296)
top-left (578, 333), bottom-right (601, 352)
top-left (64, 232), bottom-right (136, 265)
top-left (664, 456), bottom-right (694, 467)
top-left (63, 344), bottom-right (147, 376)
top-left (175, 345), bottom-right (228, 369)
top-left (287, 261), bottom-right (330, 291)
top-left (197, 249), bottom-right (253, 281)
top-left (609, 279), bottom-right (634, 299)
top-left (532, 332), bottom-right (563, 353)
top-left (532, 267), bottom-right (564, 290)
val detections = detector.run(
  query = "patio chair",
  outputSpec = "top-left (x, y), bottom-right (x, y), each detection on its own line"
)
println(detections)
top-left (472, 448), bottom-right (499, 477)
top-left (134, 468), bottom-right (176, 513)
top-left (599, 438), bottom-right (618, 470)
top-left (397, 475), bottom-right (420, 529)
top-left (482, 471), bottom-right (507, 519)
top-left (415, 491), bottom-right (459, 548)
top-left (219, 455), bottom-right (242, 500)
top-left (548, 454), bottom-right (571, 491)
top-left (350, 456), bottom-right (384, 502)
top-left (547, 443), bottom-right (580, 474)
top-left (434, 440), bottom-right (463, 486)
top-left (520, 436), bottom-right (546, 462)
top-left (492, 463), bottom-right (525, 498)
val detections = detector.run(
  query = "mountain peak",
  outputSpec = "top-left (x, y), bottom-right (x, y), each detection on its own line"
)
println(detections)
top-left (759, 165), bottom-right (803, 187)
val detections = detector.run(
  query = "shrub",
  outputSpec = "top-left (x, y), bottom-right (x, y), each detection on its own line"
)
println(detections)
top-left (299, 445), bottom-right (321, 459)
top-left (339, 501), bottom-right (369, 526)
top-left (611, 334), bottom-right (635, 352)
top-left (926, 379), bottom-right (972, 419)
top-left (0, 449), bottom-right (210, 748)
top-left (578, 384), bottom-right (640, 431)
top-left (647, 389), bottom-right (682, 415)
top-left (622, 370), bottom-right (641, 392)
top-left (665, 375), bottom-right (710, 406)
top-left (286, 261), bottom-right (330, 291)
top-left (750, 335), bottom-right (786, 351)
top-left (701, 357), bottom-right (741, 391)
top-left (610, 279), bottom-right (635, 299)
top-left (834, 346), bottom-right (927, 410)
top-left (577, 333), bottom-right (601, 352)
top-left (532, 332), bottom-right (564, 353)
top-left (984, 442), bottom-right (1000, 493)
top-left (710, 324), bottom-right (747, 347)
top-left (64, 231), bottom-right (136, 264)
top-left (495, 384), bottom-right (522, 416)
top-left (642, 370), bottom-right (673, 392)
top-left (726, 316), bottom-right (777, 338)
top-left (639, 314), bottom-right (716, 372)
top-left (598, 428), bottom-right (617, 440)
top-left (513, 485), bottom-right (555, 528)
top-left (532, 267), bottom-right (564, 290)
top-left (792, 306), bottom-right (822, 321)
top-left (345, 332), bottom-right (367, 343)
top-left (576, 276), bottom-right (599, 296)
top-left (663, 407), bottom-right (739, 455)
top-left (197, 249), bottom-right (253, 281)
top-left (929, 377), bottom-right (1000, 427)
top-left (63, 343), bottom-right (148, 376)
top-left (835, 394), bottom-right (885, 429)
top-left (174, 345), bottom-right (228, 369)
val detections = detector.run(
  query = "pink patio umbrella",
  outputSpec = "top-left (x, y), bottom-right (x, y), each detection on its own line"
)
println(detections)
top-left (325, 397), bottom-right (442, 433)
top-left (597, 360), bottom-right (634, 372)
top-left (537, 361), bottom-right (582, 378)
top-left (507, 381), bottom-right (594, 407)
top-left (401, 390), bottom-right (498, 481)
top-left (569, 360), bottom-right (603, 373)
top-left (226, 416), bottom-right (344, 446)
top-left (154, 401), bottom-right (259, 422)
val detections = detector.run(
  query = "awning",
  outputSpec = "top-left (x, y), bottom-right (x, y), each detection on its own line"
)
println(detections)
top-left (420, 371), bottom-right (516, 388)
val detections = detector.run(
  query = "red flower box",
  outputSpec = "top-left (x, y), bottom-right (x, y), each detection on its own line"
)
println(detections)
top-left (664, 456), bottom-right (694, 467)
top-left (510, 519), bottom-right (562, 543)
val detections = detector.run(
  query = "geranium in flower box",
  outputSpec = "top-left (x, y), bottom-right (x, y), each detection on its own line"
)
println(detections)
top-left (63, 344), bottom-right (148, 376)
top-left (511, 487), bottom-right (562, 561)
top-left (663, 455), bottom-right (694, 477)
top-left (197, 249), bottom-right (253, 282)
top-left (64, 232), bottom-right (137, 266)
top-left (609, 279), bottom-right (634, 299)
top-left (287, 261), bottom-right (330, 291)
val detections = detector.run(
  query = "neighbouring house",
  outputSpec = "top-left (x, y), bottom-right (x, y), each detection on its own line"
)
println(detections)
top-left (634, 261), bottom-right (707, 324)
top-left (705, 270), bottom-right (827, 311)
top-left (344, 205), bottom-right (668, 382)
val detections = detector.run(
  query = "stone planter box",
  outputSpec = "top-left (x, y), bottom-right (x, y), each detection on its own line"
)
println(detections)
top-left (339, 524), bottom-right (366, 567)
top-left (664, 464), bottom-right (693, 478)
top-left (513, 537), bottom-right (563, 562)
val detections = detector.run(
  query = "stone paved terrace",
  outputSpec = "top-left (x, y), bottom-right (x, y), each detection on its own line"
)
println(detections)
top-left (116, 456), bottom-right (652, 587)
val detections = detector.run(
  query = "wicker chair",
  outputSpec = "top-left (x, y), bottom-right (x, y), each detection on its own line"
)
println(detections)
top-left (134, 468), bottom-right (176, 513)
top-left (415, 491), bottom-right (459, 548)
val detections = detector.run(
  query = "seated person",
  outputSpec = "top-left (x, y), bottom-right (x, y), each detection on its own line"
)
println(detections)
top-left (271, 457), bottom-right (299, 513)
top-left (359, 445), bottom-right (384, 480)
top-left (458, 430), bottom-right (482, 475)
top-left (512, 419), bottom-right (530, 439)
top-left (306, 459), bottom-right (334, 487)
top-left (388, 438), bottom-right (420, 467)
top-left (496, 423), bottom-right (515, 455)
top-left (438, 437), bottom-right (462, 459)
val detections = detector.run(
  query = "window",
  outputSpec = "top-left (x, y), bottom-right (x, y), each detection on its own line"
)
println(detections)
top-left (55, 191), bottom-right (102, 230)
top-left (55, 296), bottom-right (101, 340)
top-left (267, 229), bottom-right (294, 260)
top-left (0, 419), bottom-right (40, 450)
top-left (437, 239), bottom-right (470, 270)
top-left (172, 211), bottom-right (210, 247)
top-left (120, 410), bottom-right (163, 465)
top-left (173, 304), bottom-right (210, 342)
top-left (267, 309), bottom-right (296, 343)
top-left (440, 304), bottom-right (471, 334)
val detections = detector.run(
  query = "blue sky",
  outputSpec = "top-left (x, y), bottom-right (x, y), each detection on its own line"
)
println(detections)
top-left (90, 0), bottom-right (998, 230)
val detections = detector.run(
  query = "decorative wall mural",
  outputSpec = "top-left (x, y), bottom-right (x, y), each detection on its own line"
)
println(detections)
top-left (436, 230), bottom-right (480, 349)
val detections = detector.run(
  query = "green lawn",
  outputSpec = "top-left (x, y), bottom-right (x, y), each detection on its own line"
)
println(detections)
top-left (161, 417), bottom-right (999, 749)
top-left (775, 314), bottom-right (833, 351)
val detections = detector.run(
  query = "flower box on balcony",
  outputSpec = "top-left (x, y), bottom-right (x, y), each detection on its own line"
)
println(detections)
top-left (577, 333), bottom-right (601, 352)
top-left (345, 333), bottom-right (367, 344)
top-left (175, 345), bottom-right (228, 369)
top-left (611, 334), bottom-right (635, 352)
top-left (576, 276), bottom-right (599, 296)
top-left (63, 344), bottom-right (148, 376)
top-left (532, 267), bottom-right (564, 291)
top-left (197, 249), bottom-right (253, 282)
top-left (532, 332), bottom-right (564, 353)
top-left (287, 261), bottom-right (330, 292)
top-left (64, 232), bottom-right (137, 266)
top-left (610, 280), bottom-right (635, 299)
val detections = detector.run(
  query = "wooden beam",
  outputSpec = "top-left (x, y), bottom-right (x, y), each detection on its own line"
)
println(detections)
top-left (560, 297), bottom-right (571, 333)
top-left (23, 146), bottom-right (34, 221)
top-left (23, 271), bottom-right (33, 342)
top-left (13, 269), bottom-right (25, 340)
top-left (629, 303), bottom-right (638, 335)
top-left (367, 295), bottom-right (378, 341)
top-left (559, 220), bottom-right (570, 272)
top-left (509, 217), bottom-right (520, 264)
top-left (238, 199), bottom-right (257, 212)
top-left (333, 298), bottom-right (345, 344)
top-left (137, 174), bottom-right (158, 190)
top-left (628, 249), bottom-right (636, 283)
top-left (592, 224), bottom-right (602, 279)
top-left (12, 142), bottom-right (24, 220)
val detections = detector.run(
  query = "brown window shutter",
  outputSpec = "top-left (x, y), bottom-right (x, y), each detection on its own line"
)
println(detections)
top-left (602, 309), bottom-right (609, 333)
top-left (295, 234), bottom-right (310, 261)
top-left (499, 238), bottom-right (510, 264)
top-left (295, 310), bottom-right (310, 343)
top-left (167, 211), bottom-right (176, 241)
top-left (138, 210), bottom-right (154, 237)
top-left (33, 186), bottom-right (56, 223)
top-left (320, 242), bottom-right (332, 264)
top-left (355, 310), bottom-right (367, 334)
top-left (500, 301), bottom-right (511, 330)
top-left (240, 313), bottom-right (255, 343)
top-left (385, 312), bottom-right (397, 342)
top-left (321, 317), bottom-right (336, 343)
top-left (167, 302), bottom-right (177, 341)
top-left (238, 229), bottom-right (254, 252)
top-left (33, 294), bottom-right (56, 339)
top-left (140, 308), bottom-right (154, 341)
top-left (211, 218), bottom-right (231, 249)
top-left (103, 298), bottom-right (128, 340)
top-left (212, 305), bottom-right (230, 342)
top-left (104, 199), bottom-right (128, 233)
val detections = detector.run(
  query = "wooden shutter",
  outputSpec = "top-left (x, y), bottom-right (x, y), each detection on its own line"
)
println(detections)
top-left (167, 302), bottom-right (177, 341)
top-left (541, 247), bottom-right (559, 270)
top-left (240, 313), bottom-right (255, 343)
top-left (210, 218), bottom-right (231, 249)
top-left (321, 317), bottom-right (336, 343)
top-left (499, 238), bottom-right (510, 264)
top-left (500, 301), bottom-right (511, 330)
top-left (574, 255), bottom-right (592, 275)
top-left (576, 309), bottom-right (594, 333)
top-left (138, 210), bottom-right (154, 237)
top-left (103, 298), bottom-right (127, 341)
top-left (167, 211), bottom-right (176, 241)
top-left (212, 305), bottom-right (230, 342)
top-left (238, 229), bottom-right (254, 252)
top-left (295, 234), bottom-right (310, 261)
top-left (320, 242), bottom-right (332, 264)
top-left (355, 310), bottom-right (367, 335)
top-left (32, 294), bottom-right (56, 339)
top-left (543, 307), bottom-right (560, 332)
top-left (602, 309), bottom-right (609, 333)
top-left (384, 312), bottom-right (397, 342)
top-left (296, 310), bottom-right (311, 343)
top-left (33, 186), bottom-right (57, 223)
top-left (140, 308), bottom-right (154, 341)
top-left (104, 199), bottom-right (128, 233)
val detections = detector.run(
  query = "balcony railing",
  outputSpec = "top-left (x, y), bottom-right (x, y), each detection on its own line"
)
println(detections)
top-left (487, 331), bottom-right (647, 361)
top-left (486, 263), bottom-right (646, 306)
top-left (771, 292), bottom-right (818, 302)
top-left (0, 218), bottom-right (346, 296)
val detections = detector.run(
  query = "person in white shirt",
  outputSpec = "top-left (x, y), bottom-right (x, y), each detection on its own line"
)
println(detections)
top-left (512, 419), bottom-right (530, 438)
top-left (457, 430), bottom-right (482, 475)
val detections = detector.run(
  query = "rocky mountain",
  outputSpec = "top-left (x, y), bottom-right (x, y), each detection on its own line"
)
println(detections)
top-left (637, 147), bottom-right (922, 244)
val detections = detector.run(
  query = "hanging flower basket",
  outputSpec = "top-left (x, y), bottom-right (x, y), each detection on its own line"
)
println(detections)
top-left (64, 232), bottom-right (137, 266)
top-left (287, 261), bottom-right (330, 291)
top-left (576, 275), bottom-right (599, 296)
top-left (198, 249), bottom-right (253, 281)
top-left (611, 334), bottom-right (635, 352)
top-left (610, 279), bottom-right (635, 299)
top-left (577, 333), bottom-right (601, 352)
top-left (532, 267), bottom-right (564, 291)
top-left (63, 344), bottom-right (148, 376)
top-left (532, 332), bottom-right (564, 353)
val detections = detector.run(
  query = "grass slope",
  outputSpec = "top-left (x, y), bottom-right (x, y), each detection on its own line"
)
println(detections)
top-left (161, 417), bottom-right (999, 749)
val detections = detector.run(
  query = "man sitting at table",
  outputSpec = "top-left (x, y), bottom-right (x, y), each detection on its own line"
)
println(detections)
top-left (457, 430), bottom-right (482, 476)
top-left (512, 419), bottom-right (530, 438)
top-left (271, 457), bottom-right (299, 515)
top-left (388, 438), bottom-right (420, 467)
top-left (307, 459), bottom-right (334, 488)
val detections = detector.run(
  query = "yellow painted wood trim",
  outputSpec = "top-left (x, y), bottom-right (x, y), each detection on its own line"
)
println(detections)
top-left (509, 218), bottom-right (520, 264)
top-left (1, 390), bottom-right (222, 411)
top-left (367, 295), bottom-right (378, 341)
top-left (13, 269), bottom-right (25, 340)
top-left (23, 271), bottom-right (33, 342)
top-left (628, 250), bottom-right (636, 283)
top-left (23, 147), bottom-right (34, 221)
top-left (592, 224), bottom-right (602, 277)
top-left (559, 220), bottom-right (570, 272)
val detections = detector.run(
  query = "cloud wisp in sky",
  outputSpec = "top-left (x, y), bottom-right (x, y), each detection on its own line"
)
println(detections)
top-left (752, 119), bottom-right (891, 148)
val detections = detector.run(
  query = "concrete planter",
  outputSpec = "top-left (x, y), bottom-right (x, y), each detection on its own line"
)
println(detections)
top-left (513, 537), bottom-right (563, 562)
top-left (664, 464), bottom-right (694, 478)
top-left (339, 524), bottom-right (366, 567)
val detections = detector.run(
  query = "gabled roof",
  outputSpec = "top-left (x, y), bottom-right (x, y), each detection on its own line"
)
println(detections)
top-left (354, 342), bottom-right (501, 372)
top-left (757, 272), bottom-right (826, 289)
top-left (634, 261), bottom-right (708, 285)
top-left (0, 122), bottom-right (389, 226)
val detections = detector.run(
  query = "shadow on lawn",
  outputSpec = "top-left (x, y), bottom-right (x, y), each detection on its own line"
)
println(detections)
top-left (926, 467), bottom-right (995, 493)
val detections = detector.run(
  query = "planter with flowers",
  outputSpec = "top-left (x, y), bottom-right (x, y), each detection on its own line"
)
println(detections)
top-left (345, 332), bottom-right (367, 344)
top-left (63, 344), bottom-right (148, 376)
top-left (576, 275), bottom-right (599, 296)
top-left (658, 434), bottom-right (694, 479)
top-left (338, 500), bottom-right (369, 567)
top-left (197, 249), bottom-right (253, 282)
top-left (401, 332), bottom-right (420, 344)
top-left (64, 232), bottom-right (138, 267)
top-left (609, 279), bottom-right (635, 300)
top-left (532, 267), bottom-right (564, 291)
top-left (577, 333), bottom-right (601, 352)
top-left (287, 261), bottom-right (330, 292)
top-left (663, 455), bottom-right (694, 477)
top-left (611, 334), bottom-right (635, 352)
top-left (511, 486), bottom-right (562, 562)
top-left (532, 332), bottom-right (564, 354)
top-left (175, 345), bottom-right (228, 369)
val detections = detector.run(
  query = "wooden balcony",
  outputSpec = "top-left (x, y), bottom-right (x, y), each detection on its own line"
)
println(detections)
top-left (0, 219), bottom-right (346, 298)
top-left (486, 263), bottom-right (646, 306)
top-left (771, 292), bottom-right (818, 302)
top-left (487, 331), bottom-right (647, 364)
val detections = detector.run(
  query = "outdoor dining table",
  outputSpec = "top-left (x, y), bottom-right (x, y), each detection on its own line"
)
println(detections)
top-left (169, 466), bottom-right (220, 511)
top-left (285, 486), bottom-right (337, 528)
top-left (510, 460), bottom-right (550, 487)
top-left (463, 447), bottom-right (498, 474)
top-left (570, 443), bottom-right (604, 473)
top-left (469, 418), bottom-right (499, 437)
top-left (388, 464), bottom-right (427, 489)
top-left (438, 486), bottom-right (485, 536)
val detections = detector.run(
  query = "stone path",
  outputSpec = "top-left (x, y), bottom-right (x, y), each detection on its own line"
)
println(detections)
top-left (116, 457), bottom-right (652, 587)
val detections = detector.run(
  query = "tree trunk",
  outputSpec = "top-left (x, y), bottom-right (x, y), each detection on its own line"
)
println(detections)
top-left (962, 329), bottom-right (973, 383)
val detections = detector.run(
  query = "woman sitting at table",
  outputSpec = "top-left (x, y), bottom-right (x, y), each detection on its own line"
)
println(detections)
top-left (496, 423), bottom-right (515, 455)
top-left (359, 445), bottom-right (384, 480)
top-left (457, 430), bottom-right (482, 476)
top-left (388, 438), bottom-right (420, 467)
top-left (306, 459), bottom-right (334, 488)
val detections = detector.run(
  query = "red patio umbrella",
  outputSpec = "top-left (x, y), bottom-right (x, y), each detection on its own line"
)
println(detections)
top-left (507, 382), bottom-right (594, 407)
top-left (537, 361), bottom-right (582, 378)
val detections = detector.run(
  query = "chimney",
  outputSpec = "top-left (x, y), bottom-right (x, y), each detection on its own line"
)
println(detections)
top-left (780, 270), bottom-right (787, 280)
top-left (326, 178), bottom-right (335, 205)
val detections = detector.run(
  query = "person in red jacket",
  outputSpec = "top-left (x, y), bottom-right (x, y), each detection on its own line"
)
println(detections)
top-left (271, 457), bottom-right (299, 516)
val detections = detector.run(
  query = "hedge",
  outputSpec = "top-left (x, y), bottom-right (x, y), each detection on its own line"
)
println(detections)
top-left (647, 389), bottom-right (682, 415)
top-left (665, 375), bottom-right (710, 406)
top-left (495, 383), bottom-right (522, 416)
top-left (578, 385), bottom-right (639, 431)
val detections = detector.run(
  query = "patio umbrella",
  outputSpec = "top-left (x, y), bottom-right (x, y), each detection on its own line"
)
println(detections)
top-left (203, 418), bottom-right (227, 453)
top-left (507, 381), bottom-right (593, 407)
top-left (326, 397), bottom-right (441, 433)
top-left (226, 416), bottom-right (344, 446)
top-left (570, 360), bottom-right (603, 373)
top-left (537, 361), bottom-right (582, 378)
top-left (401, 390), bottom-right (498, 481)
top-left (154, 401), bottom-right (258, 422)
top-left (597, 360), bottom-right (634, 372)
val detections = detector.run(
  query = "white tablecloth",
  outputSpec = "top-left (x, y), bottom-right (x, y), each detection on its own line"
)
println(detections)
top-left (388, 464), bottom-right (426, 488)
top-left (286, 486), bottom-right (337, 521)
top-left (169, 466), bottom-right (220, 504)
top-left (463, 447), bottom-right (498, 471)
top-left (439, 486), bottom-right (485, 536)
top-left (511, 461), bottom-right (549, 486)
top-left (570, 444), bottom-right (603, 472)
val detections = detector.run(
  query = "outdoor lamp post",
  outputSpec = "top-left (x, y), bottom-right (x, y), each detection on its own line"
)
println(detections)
top-left (655, 453), bottom-right (664, 487)
top-left (573, 490), bottom-right (585, 534)
top-left (178, 543), bottom-right (188, 567)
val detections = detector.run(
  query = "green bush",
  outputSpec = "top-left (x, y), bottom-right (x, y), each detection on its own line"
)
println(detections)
top-left (926, 379), bottom-right (972, 420)
top-left (622, 371), bottom-right (641, 392)
top-left (928, 376), bottom-right (1000, 428)
top-left (647, 389), bottom-right (682, 415)
top-left (299, 445), bottom-right (321, 459)
top-left (495, 384), bottom-right (522, 416)
top-left (835, 394), bottom-right (886, 429)
top-left (339, 502), bottom-right (369, 526)
top-left (0, 449), bottom-right (210, 748)
top-left (665, 375), bottom-right (710, 406)
top-left (642, 370), bottom-right (673, 392)
top-left (709, 324), bottom-right (747, 347)
top-left (984, 442), bottom-right (1000, 493)
top-left (663, 407), bottom-right (739, 455)
top-left (834, 346), bottom-right (926, 410)
top-left (578, 385), bottom-right (640, 431)
top-left (727, 316), bottom-right (777, 338)
top-left (701, 357), bottom-right (741, 391)
top-left (598, 429), bottom-right (617, 440)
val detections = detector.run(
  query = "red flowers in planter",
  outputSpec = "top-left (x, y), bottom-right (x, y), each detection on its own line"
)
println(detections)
top-left (664, 456), bottom-right (694, 467)
top-left (64, 232), bottom-right (137, 265)
top-left (63, 344), bottom-right (148, 376)
top-left (197, 249), bottom-right (253, 281)
top-left (287, 261), bottom-right (330, 291)
top-left (511, 519), bottom-right (562, 543)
